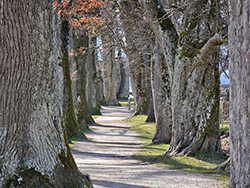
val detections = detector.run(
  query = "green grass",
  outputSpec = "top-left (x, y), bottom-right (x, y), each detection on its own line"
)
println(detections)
top-left (124, 115), bottom-right (230, 187)
top-left (220, 121), bottom-right (229, 134)
top-left (92, 115), bottom-right (100, 119)
top-left (118, 97), bottom-right (135, 107)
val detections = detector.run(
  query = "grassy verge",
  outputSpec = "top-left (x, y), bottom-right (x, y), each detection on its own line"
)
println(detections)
top-left (92, 115), bottom-right (100, 119)
top-left (124, 115), bottom-right (230, 187)
top-left (220, 121), bottom-right (229, 134)
top-left (118, 97), bottom-right (134, 107)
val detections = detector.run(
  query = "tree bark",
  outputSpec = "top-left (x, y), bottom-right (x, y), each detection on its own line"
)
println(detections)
top-left (85, 33), bottom-right (101, 115)
top-left (72, 31), bottom-right (94, 124)
top-left (101, 36), bottom-right (120, 106)
top-left (167, 0), bottom-right (223, 156)
top-left (141, 0), bottom-right (222, 154)
top-left (140, 0), bottom-right (177, 144)
top-left (228, 0), bottom-right (250, 186)
top-left (62, 22), bottom-right (87, 140)
top-left (151, 39), bottom-right (172, 143)
top-left (0, 1), bottom-right (92, 187)
top-left (117, 49), bottom-right (130, 99)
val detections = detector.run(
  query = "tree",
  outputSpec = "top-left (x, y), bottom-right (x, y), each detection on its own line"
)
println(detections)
top-left (228, 0), bottom-right (250, 186)
top-left (119, 0), bottom-right (155, 119)
top-left (140, 0), bottom-right (223, 154)
top-left (0, 1), bottom-right (92, 187)
top-left (62, 21), bottom-right (88, 140)
top-left (73, 30), bottom-right (95, 123)
top-left (85, 33), bottom-right (102, 115)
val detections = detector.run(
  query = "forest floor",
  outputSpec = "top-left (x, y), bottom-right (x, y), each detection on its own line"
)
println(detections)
top-left (71, 106), bottom-right (224, 188)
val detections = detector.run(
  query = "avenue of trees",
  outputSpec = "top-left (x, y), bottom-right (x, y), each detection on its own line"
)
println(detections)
top-left (0, 0), bottom-right (249, 187)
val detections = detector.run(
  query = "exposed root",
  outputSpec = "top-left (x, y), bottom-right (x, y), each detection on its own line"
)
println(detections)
top-left (213, 157), bottom-right (230, 173)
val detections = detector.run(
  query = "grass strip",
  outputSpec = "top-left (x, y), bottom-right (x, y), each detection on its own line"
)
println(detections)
top-left (124, 115), bottom-right (230, 187)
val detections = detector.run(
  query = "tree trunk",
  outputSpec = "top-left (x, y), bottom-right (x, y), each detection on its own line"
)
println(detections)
top-left (62, 21), bottom-right (87, 140)
top-left (117, 50), bottom-right (130, 99)
top-left (85, 33), bottom-right (101, 115)
top-left (0, 1), bottom-right (92, 187)
top-left (151, 39), bottom-right (172, 143)
top-left (141, 0), bottom-right (222, 155)
top-left (130, 58), bottom-right (150, 116)
top-left (167, 0), bottom-right (223, 156)
top-left (228, 0), bottom-right (250, 186)
top-left (144, 47), bottom-right (155, 123)
top-left (101, 37), bottom-right (120, 106)
top-left (72, 31), bottom-right (94, 124)
top-left (140, 0), bottom-right (178, 144)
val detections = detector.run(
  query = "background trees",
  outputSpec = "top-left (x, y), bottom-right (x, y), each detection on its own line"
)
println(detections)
top-left (0, 1), bottom-right (92, 187)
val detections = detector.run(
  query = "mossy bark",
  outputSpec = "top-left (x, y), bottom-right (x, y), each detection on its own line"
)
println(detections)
top-left (0, 1), bottom-right (92, 187)
top-left (69, 30), bottom-right (94, 124)
top-left (61, 28), bottom-right (87, 141)
top-left (167, 0), bottom-right (222, 156)
top-left (141, 0), bottom-right (222, 154)
top-left (85, 32), bottom-right (101, 115)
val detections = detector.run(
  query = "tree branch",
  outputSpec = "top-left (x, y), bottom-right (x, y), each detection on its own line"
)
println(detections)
top-left (200, 33), bottom-right (224, 61)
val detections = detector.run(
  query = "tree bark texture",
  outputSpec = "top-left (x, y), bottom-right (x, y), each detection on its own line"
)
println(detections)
top-left (101, 36), bottom-right (120, 106)
top-left (71, 31), bottom-right (94, 124)
top-left (0, 1), bottom-right (92, 187)
top-left (140, 0), bottom-right (177, 144)
top-left (62, 23), bottom-right (86, 140)
top-left (141, 0), bottom-right (222, 155)
top-left (168, 0), bottom-right (222, 156)
top-left (151, 39), bottom-right (172, 143)
top-left (116, 49), bottom-right (130, 99)
top-left (130, 58), bottom-right (151, 116)
top-left (228, 0), bottom-right (250, 187)
top-left (85, 34), bottom-right (101, 115)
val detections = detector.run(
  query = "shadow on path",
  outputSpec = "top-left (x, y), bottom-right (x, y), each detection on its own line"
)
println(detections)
top-left (72, 106), bottom-right (224, 188)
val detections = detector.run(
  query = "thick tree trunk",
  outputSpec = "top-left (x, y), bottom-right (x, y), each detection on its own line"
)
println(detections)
top-left (0, 1), bottom-right (92, 187)
top-left (144, 48), bottom-right (155, 123)
top-left (117, 50), bottom-right (130, 99)
top-left (72, 32), bottom-right (94, 124)
top-left (167, 0), bottom-right (223, 156)
top-left (130, 59), bottom-right (150, 116)
top-left (140, 0), bottom-right (177, 144)
top-left (141, 0), bottom-right (222, 154)
top-left (151, 39), bottom-right (172, 143)
top-left (101, 39), bottom-right (120, 106)
top-left (85, 34), bottom-right (101, 115)
top-left (228, 0), bottom-right (250, 186)
top-left (62, 22), bottom-right (86, 140)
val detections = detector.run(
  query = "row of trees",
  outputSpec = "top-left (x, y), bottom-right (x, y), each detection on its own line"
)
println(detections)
top-left (0, 0), bottom-right (249, 187)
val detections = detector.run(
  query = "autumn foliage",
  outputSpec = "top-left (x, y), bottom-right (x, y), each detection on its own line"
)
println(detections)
top-left (54, 0), bottom-right (105, 30)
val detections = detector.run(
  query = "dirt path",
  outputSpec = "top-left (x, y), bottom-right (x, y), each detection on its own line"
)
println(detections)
top-left (72, 106), bottom-right (224, 188)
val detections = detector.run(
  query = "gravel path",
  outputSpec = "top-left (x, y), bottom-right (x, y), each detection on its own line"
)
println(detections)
top-left (72, 106), bottom-right (224, 188)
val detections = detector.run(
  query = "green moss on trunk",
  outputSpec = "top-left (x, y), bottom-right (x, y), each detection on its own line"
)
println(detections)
top-left (61, 28), bottom-right (87, 141)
